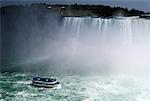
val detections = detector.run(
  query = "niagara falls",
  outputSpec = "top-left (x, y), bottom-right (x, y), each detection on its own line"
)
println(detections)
top-left (1, 0), bottom-right (150, 101)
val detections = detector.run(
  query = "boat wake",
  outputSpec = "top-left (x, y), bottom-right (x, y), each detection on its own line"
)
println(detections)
top-left (0, 73), bottom-right (149, 101)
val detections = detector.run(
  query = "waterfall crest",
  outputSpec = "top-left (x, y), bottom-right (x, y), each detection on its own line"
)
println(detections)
top-left (62, 17), bottom-right (150, 45)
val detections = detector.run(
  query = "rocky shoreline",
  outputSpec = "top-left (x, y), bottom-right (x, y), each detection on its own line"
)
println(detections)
top-left (1, 4), bottom-right (150, 19)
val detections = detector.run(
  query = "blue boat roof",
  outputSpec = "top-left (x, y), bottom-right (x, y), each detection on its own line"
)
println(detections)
top-left (32, 77), bottom-right (56, 82)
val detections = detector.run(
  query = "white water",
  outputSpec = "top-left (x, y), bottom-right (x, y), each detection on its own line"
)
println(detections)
top-left (62, 17), bottom-right (149, 45)
top-left (55, 17), bottom-right (150, 75)
top-left (0, 73), bottom-right (149, 101)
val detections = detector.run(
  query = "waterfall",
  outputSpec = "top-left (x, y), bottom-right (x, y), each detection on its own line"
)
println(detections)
top-left (1, 15), bottom-right (150, 74)
top-left (58, 17), bottom-right (150, 74)
top-left (62, 17), bottom-right (150, 45)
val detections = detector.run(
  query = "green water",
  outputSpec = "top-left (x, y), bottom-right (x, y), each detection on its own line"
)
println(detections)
top-left (0, 73), bottom-right (149, 101)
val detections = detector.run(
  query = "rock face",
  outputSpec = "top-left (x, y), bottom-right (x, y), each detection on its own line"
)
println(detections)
top-left (1, 4), bottom-right (147, 18)
top-left (45, 4), bottom-right (145, 17)
top-left (140, 14), bottom-right (150, 19)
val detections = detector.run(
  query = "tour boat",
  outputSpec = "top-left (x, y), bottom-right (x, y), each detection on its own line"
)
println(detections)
top-left (32, 77), bottom-right (60, 88)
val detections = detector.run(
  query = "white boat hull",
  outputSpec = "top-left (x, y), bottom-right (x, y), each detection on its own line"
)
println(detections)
top-left (32, 82), bottom-right (59, 88)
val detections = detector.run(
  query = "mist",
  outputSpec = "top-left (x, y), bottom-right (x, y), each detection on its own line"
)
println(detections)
top-left (1, 7), bottom-right (150, 78)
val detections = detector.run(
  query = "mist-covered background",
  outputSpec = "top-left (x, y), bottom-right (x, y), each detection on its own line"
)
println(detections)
top-left (1, 5), bottom-right (150, 78)
top-left (1, 6), bottom-right (63, 72)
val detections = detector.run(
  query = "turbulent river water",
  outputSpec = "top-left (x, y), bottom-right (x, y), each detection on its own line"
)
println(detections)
top-left (0, 73), bottom-right (149, 101)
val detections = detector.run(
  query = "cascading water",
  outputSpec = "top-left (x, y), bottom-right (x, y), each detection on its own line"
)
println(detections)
top-left (1, 15), bottom-right (150, 75)
top-left (62, 17), bottom-right (149, 45)
top-left (58, 17), bottom-right (150, 75)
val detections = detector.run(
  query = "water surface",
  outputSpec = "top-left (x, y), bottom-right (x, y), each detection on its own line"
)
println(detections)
top-left (0, 73), bottom-right (149, 101)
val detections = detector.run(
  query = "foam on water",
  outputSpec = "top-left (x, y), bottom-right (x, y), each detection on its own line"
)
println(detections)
top-left (0, 73), bottom-right (149, 101)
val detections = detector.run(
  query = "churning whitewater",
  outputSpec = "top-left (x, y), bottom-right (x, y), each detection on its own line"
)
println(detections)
top-left (0, 73), bottom-right (150, 101)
